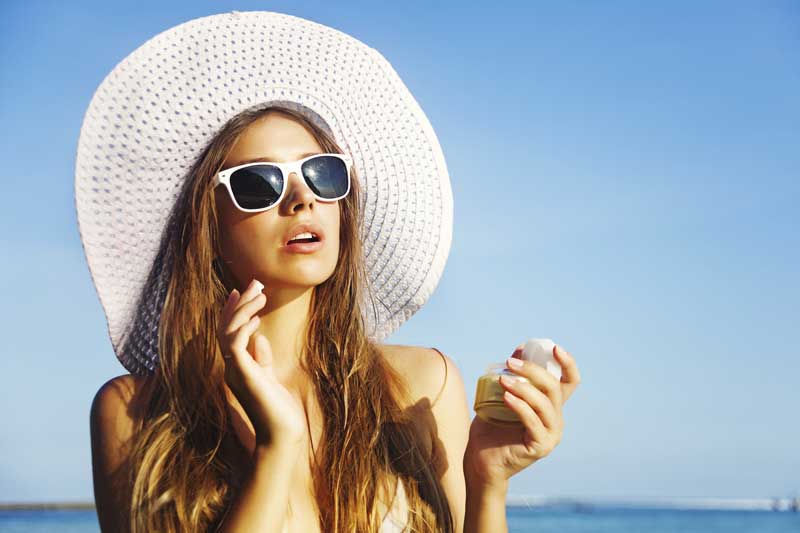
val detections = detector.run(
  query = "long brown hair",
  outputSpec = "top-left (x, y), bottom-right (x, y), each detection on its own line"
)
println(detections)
top-left (115, 103), bottom-right (454, 532)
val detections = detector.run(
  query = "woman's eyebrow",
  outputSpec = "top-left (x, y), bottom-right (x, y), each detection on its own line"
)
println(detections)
top-left (237, 151), bottom-right (320, 164)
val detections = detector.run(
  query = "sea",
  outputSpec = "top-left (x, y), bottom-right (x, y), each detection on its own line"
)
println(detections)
top-left (0, 506), bottom-right (798, 532)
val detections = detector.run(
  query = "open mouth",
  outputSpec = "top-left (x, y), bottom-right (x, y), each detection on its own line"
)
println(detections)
top-left (287, 235), bottom-right (320, 244)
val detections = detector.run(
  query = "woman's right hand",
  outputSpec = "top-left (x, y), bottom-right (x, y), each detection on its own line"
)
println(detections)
top-left (217, 278), bottom-right (307, 452)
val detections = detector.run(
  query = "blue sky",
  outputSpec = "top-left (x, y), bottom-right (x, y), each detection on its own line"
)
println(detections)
top-left (1, 0), bottom-right (798, 504)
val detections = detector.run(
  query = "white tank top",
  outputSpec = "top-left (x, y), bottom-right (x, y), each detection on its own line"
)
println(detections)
top-left (379, 480), bottom-right (410, 532)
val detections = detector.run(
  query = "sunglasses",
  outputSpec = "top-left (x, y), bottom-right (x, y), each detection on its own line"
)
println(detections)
top-left (214, 152), bottom-right (352, 212)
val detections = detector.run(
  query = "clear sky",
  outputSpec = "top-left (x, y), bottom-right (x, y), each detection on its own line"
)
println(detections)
top-left (1, 0), bottom-right (798, 504)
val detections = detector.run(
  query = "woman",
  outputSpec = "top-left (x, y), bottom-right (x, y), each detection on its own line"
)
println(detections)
top-left (83, 11), bottom-right (581, 533)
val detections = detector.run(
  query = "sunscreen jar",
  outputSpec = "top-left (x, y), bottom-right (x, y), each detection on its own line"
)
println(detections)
top-left (473, 363), bottom-right (530, 426)
top-left (473, 339), bottom-right (562, 427)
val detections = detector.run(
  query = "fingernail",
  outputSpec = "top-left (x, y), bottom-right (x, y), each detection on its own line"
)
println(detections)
top-left (506, 357), bottom-right (523, 368)
top-left (499, 374), bottom-right (517, 387)
top-left (253, 279), bottom-right (264, 292)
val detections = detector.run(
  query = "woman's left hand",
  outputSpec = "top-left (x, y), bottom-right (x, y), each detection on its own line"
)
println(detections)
top-left (463, 343), bottom-right (581, 491)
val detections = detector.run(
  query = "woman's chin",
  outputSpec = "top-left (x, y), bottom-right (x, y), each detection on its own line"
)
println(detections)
top-left (272, 271), bottom-right (333, 289)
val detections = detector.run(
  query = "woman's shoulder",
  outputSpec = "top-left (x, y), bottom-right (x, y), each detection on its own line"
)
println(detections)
top-left (90, 373), bottom-right (153, 532)
top-left (376, 344), bottom-right (463, 411)
top-left (90, 374), bottom-right (151, 458)
top-left (376, 344), bottom-right (470, 479)
top-left (92, 374), bottom-right (149, 415)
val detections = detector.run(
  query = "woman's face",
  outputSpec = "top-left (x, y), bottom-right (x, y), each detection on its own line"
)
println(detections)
top-left (215, 111), bottom-right (341, 291)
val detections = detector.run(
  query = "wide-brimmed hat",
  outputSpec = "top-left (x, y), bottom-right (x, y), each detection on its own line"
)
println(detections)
top-left (74, 10), bottom-right (453, 375)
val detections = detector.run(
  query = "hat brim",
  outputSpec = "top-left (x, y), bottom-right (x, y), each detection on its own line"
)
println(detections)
top-left (74, 10), bottom-right (452, 374)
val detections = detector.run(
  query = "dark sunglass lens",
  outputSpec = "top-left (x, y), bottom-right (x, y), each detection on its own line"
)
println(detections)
top-left (301, 156), bottom-right (349, 199)
top-left (229, 165), bottom-right (284, 209)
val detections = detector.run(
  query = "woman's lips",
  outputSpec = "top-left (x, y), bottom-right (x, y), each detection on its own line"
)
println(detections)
top-left (282, 239), bottom-right (324, 254)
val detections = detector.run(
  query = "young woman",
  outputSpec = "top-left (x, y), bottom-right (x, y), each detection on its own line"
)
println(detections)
top-left (81, 12), bottom-right (581, 533)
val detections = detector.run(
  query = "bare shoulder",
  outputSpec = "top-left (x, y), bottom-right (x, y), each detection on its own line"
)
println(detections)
top-left (91, 374), bottom-right (148, 425)
top-left (377, 343), bottom-right (466, 411)
top-left (92, 373), bottom-right (148, 407)
top-left (377, 343), bottom-right (470, 527)
top-left (90, 374), bottom-right (150, 468)
top-left (90, 373), bottom-right (151, 533)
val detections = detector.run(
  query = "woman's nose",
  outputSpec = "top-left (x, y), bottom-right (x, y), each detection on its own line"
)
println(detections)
top-left (283, 171), bottom-right (316, 210)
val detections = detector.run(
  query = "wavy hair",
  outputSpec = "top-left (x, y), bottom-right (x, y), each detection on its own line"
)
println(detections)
top-left (114, 103), bottom-right (454, 532)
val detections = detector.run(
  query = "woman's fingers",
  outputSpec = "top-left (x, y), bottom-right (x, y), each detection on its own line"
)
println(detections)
top-left (502, 388), bottom-right (547, 445)
top-left (227, 292), bottom-right (266, 334)
top-left (553, 345), bottom-right (581, 403)
top-left (217, 279), bottom-right (269, 373)
top-left (221, 278), bottom-right (262, 326)
top-left (221, 288), bottom-right (241, 326)
top-left (499, 375), bottom-right (559, 430)
top-left (227, 278), bottom-right (263, 315)
top-left (227, 315), bottom-right (262, 366)
top-left (505, 357), bottom-right (563, 411)
top-left (252, 333), bottom-right (274, 367)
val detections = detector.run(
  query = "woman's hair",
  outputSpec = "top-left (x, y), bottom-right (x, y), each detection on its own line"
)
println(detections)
top-left (116, 103), bottom-right (454, 532)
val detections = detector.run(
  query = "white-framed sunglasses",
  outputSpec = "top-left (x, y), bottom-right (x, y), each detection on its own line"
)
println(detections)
top-left (213, 152), bottom-right (353, 213)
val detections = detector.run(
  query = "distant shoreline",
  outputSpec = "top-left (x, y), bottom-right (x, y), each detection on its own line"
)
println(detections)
top-left (505, 496), bottom-right (800, 512)
top-left (2, 497), bottom-right (798, 512)
top-left (0, 502), bottom-right (95, 511)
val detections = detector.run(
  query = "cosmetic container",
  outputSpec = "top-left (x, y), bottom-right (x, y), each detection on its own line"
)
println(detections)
top-left (474, 339), bottom-right (562, 426)
top-left (473, 363), bottom-right (530, 426)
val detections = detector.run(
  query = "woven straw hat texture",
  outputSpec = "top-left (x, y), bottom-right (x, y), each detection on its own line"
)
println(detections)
top-left (74, 11), bottom-right (453, 375)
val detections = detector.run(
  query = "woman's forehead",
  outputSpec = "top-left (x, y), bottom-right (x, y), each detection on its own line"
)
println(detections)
top-left (227, 116), bottom-right (322, 165)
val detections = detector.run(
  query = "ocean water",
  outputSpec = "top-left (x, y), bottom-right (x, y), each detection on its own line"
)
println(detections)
top-left (0, 507), bottom-right (798, 532)
top-left (507, 507), bottom-right (800, 532)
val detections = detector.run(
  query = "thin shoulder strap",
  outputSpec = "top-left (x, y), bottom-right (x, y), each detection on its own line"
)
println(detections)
top-left (429, 347), bottom-right (448, 406)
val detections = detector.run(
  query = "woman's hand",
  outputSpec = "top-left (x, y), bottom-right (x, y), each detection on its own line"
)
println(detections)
top-left (464, 343), bottom-right (581, 491)
top-left (217, 278), bottom-right (306, 452)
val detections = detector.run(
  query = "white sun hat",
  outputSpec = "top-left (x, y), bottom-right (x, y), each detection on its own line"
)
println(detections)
top-left (74, 10), bottom-right (453, 376)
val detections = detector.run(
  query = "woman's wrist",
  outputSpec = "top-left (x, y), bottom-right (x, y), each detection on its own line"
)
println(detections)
top-left (463, 448), bottom-right (509, 496)
top-left (465, 467), bottom-right (508, 498)
top-left (464, 468), bottom-right (508, 533)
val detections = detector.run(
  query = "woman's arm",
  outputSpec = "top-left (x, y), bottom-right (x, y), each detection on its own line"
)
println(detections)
top-left (464, 465), bottom-right (509, 533)
top-left (462, 343), bottom-right (582, 533)
top-left (216, 444), bottom-right (300, 533)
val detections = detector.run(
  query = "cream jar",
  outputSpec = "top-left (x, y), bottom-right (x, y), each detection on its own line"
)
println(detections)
top-left (473, 363), bottom-right (531, 426)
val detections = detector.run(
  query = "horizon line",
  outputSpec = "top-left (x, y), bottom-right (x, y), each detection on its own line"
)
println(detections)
top-left (2, 495), bottom-right (799, 512)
